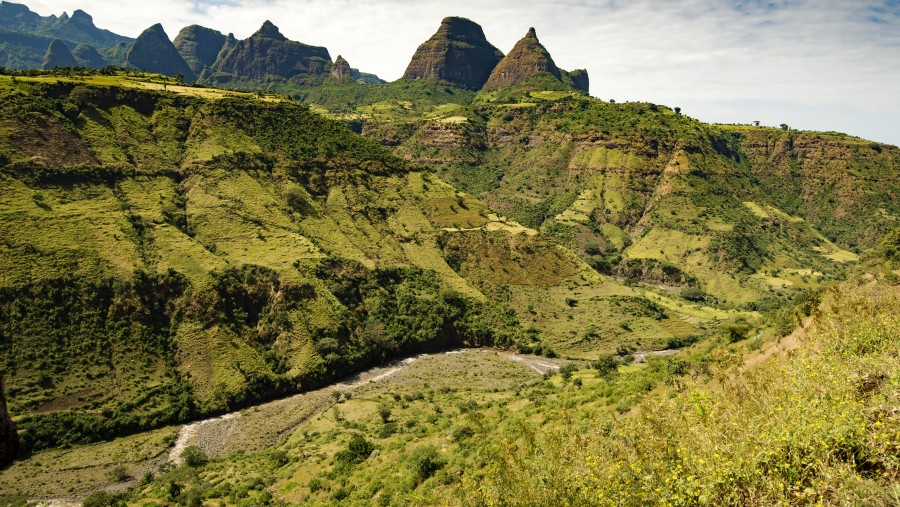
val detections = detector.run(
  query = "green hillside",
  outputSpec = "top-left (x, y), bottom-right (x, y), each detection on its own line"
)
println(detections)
top-left (300, 83), bottom-right (898, 314)
top-left (0, 71), bottom-right (531, 455)
top-left (0, 70), bottom-right (733, 459)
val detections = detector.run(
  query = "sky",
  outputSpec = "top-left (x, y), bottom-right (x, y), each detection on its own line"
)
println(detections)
top-left (24, 0), bottom-right (900, 145)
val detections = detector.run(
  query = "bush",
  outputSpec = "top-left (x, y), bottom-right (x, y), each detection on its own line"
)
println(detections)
top-left (451, 425), bottom-right (475, 442)
top-left (593, 354), bottom-right (619, 378)
top-left (377, 403), bottom-right (392, 423)
top-left (335, 434), bottom-right (374, 469)
top-left (681, 287), bottom-right (707, 302)
top-left (378, 422), bottom-right (398, 438)
top-left (406, 445), bottom-right (446, 484)
top-left (107, 464), bottom-right (129, 482)
top-left (181, 446), bottom-right (207, 467)
top-left (82, 491), bottom-right (126, 507)
top-left (559, 363), bottom-right (578, 381)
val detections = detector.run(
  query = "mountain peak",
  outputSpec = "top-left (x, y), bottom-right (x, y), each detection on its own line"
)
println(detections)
top-left (402, 16), bottom-right (503, 90)
top-left (254, 20), bottom-right (286, 40)
top-left (482, 26), bottom-right (561, 90)
top-left (330, 55), bottom-right (352, 79)
top-left (212, 22), bottom-right (330, 83)
top-left (173, 24), bottom-right (227, 76)
top-left (42, 39), bottom-right (78, 69)
top-left (126, 23), bottom-right (197, 81)
top-left (69, 9), bottom-right (93, 26)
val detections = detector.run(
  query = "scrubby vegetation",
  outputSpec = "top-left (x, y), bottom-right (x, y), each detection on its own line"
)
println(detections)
top-left (0, 68), bottom-right (897, 507)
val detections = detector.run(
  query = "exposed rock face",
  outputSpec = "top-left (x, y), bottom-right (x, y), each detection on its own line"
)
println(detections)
top-left (330, 55), bottom-right (351, 79)
top-left (71, 43), bottom-right (106, 68)
top-left (41, 38), bottom-right (77, 69)
top-left (0, 375), bottom-right (19, 468)
top-left (174, 25), bottom-right (226, 76)
top-left (402, 16), bottom-right (503, 90)
top-left (125, 23), bottom-right (197, 82)
top-left (212, 21), bottom-right (331, 82)
top-left (567, 68), bottom-right (589, 94)
top-left (483, 27), bottom-right (560, 90)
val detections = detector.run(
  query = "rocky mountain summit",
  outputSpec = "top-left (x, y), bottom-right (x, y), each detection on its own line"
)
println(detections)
top-left (173, 24), bottom-right (227, 77)
top-left (71, 43), bottom-right (106, 68)
top-left (41, 38), bottom-right (77, 69)
top-left (210, 20), bottom-right (331, 83)
top-left (0, 376), bottom-right (18, 468)
top-left (330, 54), bottom-right (352, 79)
top-left (125, 23), bottom-right (197, 81)
top-left (402, 16), bottom-right (504, 90)
top-left (483, 27), bottom-right (560, 90)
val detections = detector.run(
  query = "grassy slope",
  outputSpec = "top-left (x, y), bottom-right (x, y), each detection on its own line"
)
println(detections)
top-left (0, 71), bottom-right (715, 458)
top-left (0, 72), bottom-right (551, 454)
top-left (303, 84), bottom-right (897, 316)
top-left (101, 236), bottom-right (897, 506)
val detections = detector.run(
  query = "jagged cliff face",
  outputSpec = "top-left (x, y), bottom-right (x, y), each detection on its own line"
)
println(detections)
top-left (41, 38), bottom-right (77, 69)
top-left (125, 23), bottom-right (197, 81)
top-left (567, 68), bottom-right (590, 94)
top-left (330, 55), bottom-right (352, 79)
top-left (0, 375), bottom-right (18, 468)
top-left (402, 16), bottom-right (504, 90)
top-left (71, 43), bottom-right (106, 68)
top-left (734, 128), bottom-right (900, 251)
top-left (483, 27), bottom-right (560, 90)
top-left (173, 24), bottom-right (227, 77)
top-left (211, 21), bottom-right (331, 82)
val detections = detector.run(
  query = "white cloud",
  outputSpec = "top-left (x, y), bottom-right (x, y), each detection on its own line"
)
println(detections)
top-left (22, 0), bottom-right (900, 144)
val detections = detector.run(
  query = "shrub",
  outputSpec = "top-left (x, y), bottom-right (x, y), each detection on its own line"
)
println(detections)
top-left (559, 363), bottom-right (578, 381)
top-left (107, 464), bottom-right (129, 482)
top-left (181, 445), bottom-right (207, 467)
top-left (82, 491), bottom-right (125, 507)
top-left (334, 434), bottom-right (374, 469)
top-left (406, 445), bottom-right (446, 484)
top-left (681, 287), bottom-right (706, 302)
top-left (593, 354), bottom-right (619, 378)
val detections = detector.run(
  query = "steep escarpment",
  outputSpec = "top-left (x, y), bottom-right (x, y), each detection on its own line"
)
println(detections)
top-left (41, 38), bottom-right (76, 69)
top-left (125, 24), bottom-right (197, 81)
top-left (368, 96), bottom-right (876, 307)
top-left (402, 16), bottom-right (504, 90)
top-left (173, 24), bottom-right (227, 77)
top-left (0, 75), bottom-right (558, 454)
top-left (483, 28), bottom-right (560, 90)
top-left (210, 21), bottom-right (331, 83)
top-left (0, 375), bottom-right (18, 467)
top-left (729, 127), bottom-right (900, 252)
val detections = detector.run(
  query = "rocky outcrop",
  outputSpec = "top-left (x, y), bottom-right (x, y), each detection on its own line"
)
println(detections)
top-left (330, 55), bottom-right (352, 79)
top-left (211, 21), bottom-right (331, 82)
top-left (567, 68), bottom-right (589, 94)
top-left (41, 38), bottom-right (77, 69)
top-left (174, 25), bottom-right (227, 76)
top-left (402, 16), bottom-right (503, 90)
top-left (71, 43), bottom-right (106, 68)
top-left (482, 27), bottom-right (560, 90)
top-left (0, 375), bottom-right (19, 468)
top-left (125, 23), bottom-right (197, 82)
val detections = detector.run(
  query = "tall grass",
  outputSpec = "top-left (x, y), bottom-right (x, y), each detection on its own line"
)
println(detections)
top-left (462, 283), bottom-right (899, 506)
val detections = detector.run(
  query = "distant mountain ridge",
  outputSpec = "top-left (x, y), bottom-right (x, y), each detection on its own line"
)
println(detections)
top-left (0, 2), bottom-right (589, 94)
top-left (0, 1), bottom-right (132, 69)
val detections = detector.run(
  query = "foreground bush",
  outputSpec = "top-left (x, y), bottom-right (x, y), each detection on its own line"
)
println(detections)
top-left (462, 284), bottom-right (899, 506)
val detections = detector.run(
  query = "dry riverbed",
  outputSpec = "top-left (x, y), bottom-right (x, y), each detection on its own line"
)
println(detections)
top-left (0, 349), bottom-right (559, 503)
